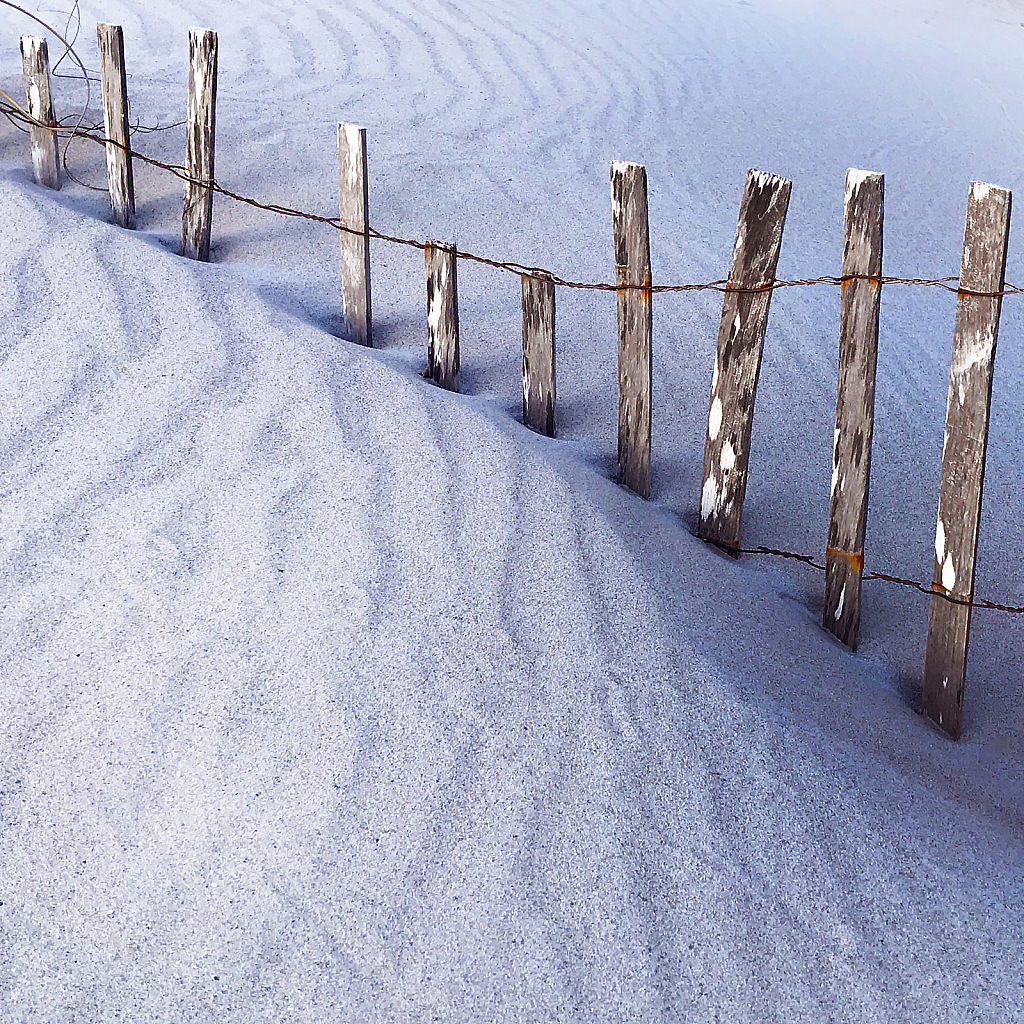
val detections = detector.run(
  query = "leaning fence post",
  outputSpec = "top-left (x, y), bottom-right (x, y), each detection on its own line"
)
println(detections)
top-left (698, 169), bottom-right (791, 551)
top-left (425, 241), bottom-right (459, 391)
top-left (97, 23), bottom-right (135, 229)
top-left (823, 170), bottom-right (884, 648)
top-left (181, 27), bottom-right (218, 261)
top-left (922, 181), bottom-right (1011, 740)
top-left (19, 36), bottom-right (59, 189)
top-left (521, 272), bottom-right (556, 436)
top-left (337, 123), bottom-right (371, 346)
top-left (611, 162), bottom-right (652, 498)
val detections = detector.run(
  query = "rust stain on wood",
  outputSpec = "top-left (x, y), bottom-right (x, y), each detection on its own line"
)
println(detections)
top-left (826, 547), bottom-right (864, 574)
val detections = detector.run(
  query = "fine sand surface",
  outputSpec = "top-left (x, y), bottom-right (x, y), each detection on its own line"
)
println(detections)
top-left (1, 0), bottom-right (1022, 1020)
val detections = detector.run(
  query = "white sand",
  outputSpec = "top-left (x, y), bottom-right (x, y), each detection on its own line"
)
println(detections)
top-left (0, 0), bottom-right (1022, 1020)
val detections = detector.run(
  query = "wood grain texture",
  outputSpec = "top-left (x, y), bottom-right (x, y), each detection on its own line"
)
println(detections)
top-left (923, 181), bottom-right (1011, 740)
top-left (521, 272), bottom-right (556, 436)
top-left (611, 161), bottom-right (652, 498)
top-left (19, 36), bottom-right (58, 190)
top-left (181, 28), bottom-right (218, 261)
top-left (425, 241), bottom-right (459, 391)
top-left (97, 23), bottom-right (135, 229)
top-left (338, 123), bottom-right (371, 346)
top-left (823, 170), bottom-right (884, 649)
top-left (698, 169), bottom-right (791, 551)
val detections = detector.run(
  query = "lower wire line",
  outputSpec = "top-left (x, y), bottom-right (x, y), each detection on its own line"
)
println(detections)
top-left (725, 544), bottom-right (1024, 615)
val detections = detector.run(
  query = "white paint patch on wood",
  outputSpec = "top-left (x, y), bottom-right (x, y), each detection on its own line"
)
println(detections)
top-left (942, 554), bottom-right (956, 592)
top-left (708, 397), bottom-right (723, 440)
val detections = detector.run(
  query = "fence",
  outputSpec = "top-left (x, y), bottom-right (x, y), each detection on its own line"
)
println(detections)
top-left (4, 16), bottom-right (1022, 742)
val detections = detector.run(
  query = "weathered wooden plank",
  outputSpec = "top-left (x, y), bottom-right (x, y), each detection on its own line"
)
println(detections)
top-left (425, 241), bottom-right (459, 391)
top-left (338, 123), bottom-right (372, 346)
top-left (97, 23), bottom-right (135, 229)
top-left (611, 161), bottom-right (652, 498)
top-left (521, 272), bottom-right (556, 436)
top-left (823, 169), bottom-right (884, 648)
top-left (698, 169), bottom-right (791, 551)
top-left (923, 181), bottom-right (1011, 740)
top-left (181, 28), bottom-right (218, 261)
top-left (19, 36), bottom-right (59, 190)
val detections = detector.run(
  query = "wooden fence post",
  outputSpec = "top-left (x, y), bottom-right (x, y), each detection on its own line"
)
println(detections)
top-left (338, 123), bottom-right (371, 346)
top-left (611, 162), bottom-right (652, 498)
top-left (181, 27), bottom-right (218, 261)
top-left (823, 169), bottom-right (884, 648)
top-left (97, 23), bottom-right (135, 229)
top-left (425, 241), bottom-right (459, 391)
top-left (521, 272), bottom-right (556, 436)
top-left (698, 169), bottom-right (791, 551)
top-left (922, 181), bottom-right (1011, 739)
top-left (19, 36), bottom-right (59, 190)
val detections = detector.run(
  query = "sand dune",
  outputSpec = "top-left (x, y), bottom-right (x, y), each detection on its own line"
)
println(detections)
top-left (1, 1), bottom-right (1022, 1020)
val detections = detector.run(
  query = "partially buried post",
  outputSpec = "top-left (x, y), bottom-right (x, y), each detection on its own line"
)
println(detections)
top-left (338, 123), bottom-right (372, 346)
top-left (611, 161), bottom-right (652, 498)
top-left (20, 35), bottom-right (59, 190)
top-left (521, 272), bottom-right (556, 437)
top-left (823, 169), bottom-right (884, 649)
top-left (425, 241), bottom-right (459, 391)
top-left (181, 28), bottom-right (218, 261)
top-left (922, 180), bottom-right (1011, 740)
top-left (97, 23), bottom-right (136, 229)
top-left (698, 170), bottom-right (791, 553)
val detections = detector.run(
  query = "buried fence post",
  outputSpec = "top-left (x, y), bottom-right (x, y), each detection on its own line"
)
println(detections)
top-left (611, 161), bottom-right (652, 498)
top-left (181, 27), bottom-right (218, 261)
top-left (823, 170), bottom-right (884, 648)
top-left (338, 123), bottom-right (371, 346)
top-left (698, 169), bottom-right (791, 552)
top-left (425, 241), bottom-right (459, 391)
top-left (521, 272), bottom-right (556, 436)
top-left (19, 36), bottom-right (59, 189)
top-left (922, 181), bottom-right (1011, 740)
top-left (97, 23), bottom-right (135, 229)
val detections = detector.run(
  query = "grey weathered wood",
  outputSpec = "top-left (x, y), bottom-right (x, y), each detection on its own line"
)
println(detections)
top-left (425, 241), bottom-right (459, 391)
top-left (521, 272), bottom-right (556, 436)
top-left (97, 23), bottom-right (135, 229)
top-left (823, 170), bottom-right (884, 649)
top-left (20, 36), bottom-right (59, 190)
top-left (338, 123), bottom-right (371, 346)
top-left (923, 181), bottom-right (1011, 740)
top-left (698, 169), bottom-right (791, 551)
top-left (181, 28), bottom-right (218, 261)
top-left (611, 161), bottom-right (652, 498)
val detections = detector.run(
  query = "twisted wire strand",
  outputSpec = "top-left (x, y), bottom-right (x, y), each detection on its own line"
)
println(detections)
top-left (3, 99), bottom-right (1023, 614)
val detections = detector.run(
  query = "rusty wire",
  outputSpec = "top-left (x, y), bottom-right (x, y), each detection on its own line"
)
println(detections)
top-left (6, 105), bottom-right (1024, 298)
top-left (3, 103), bottom-right (1024, 614)
top-left (719, 544), bottom-right (1024, 615)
